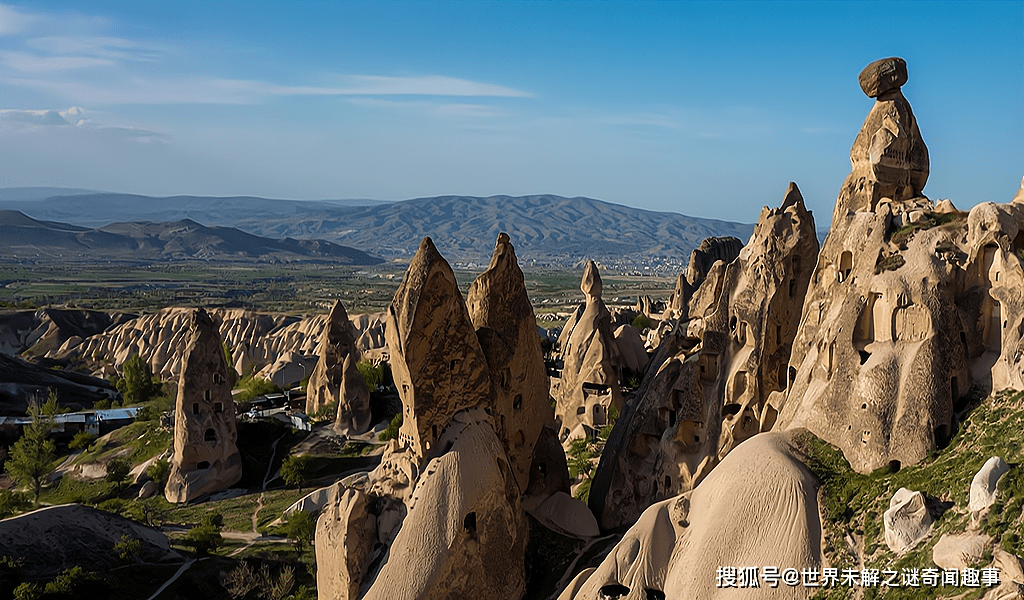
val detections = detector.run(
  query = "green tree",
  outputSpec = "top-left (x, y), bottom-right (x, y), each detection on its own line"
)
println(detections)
top-left (280, 456), bottom-right (315, 492)
top-left (147, 459), bottom-right (171, 492)
top-left (105, 457), bottom-right (131, 494)
top-left (356, 360), bottom-right (384, 391)
top-left (68, 431), bottom-right (96, 451)
top-left (4, 391), bottom-right (58, 505)
top-left (184, 524), bottom-right (224, 557)
top-left (378, 412), bottom-right (403, 442)
top-left (115, 354), bottom-right (161, 405)
top-left (285, 510), bottom-right (315, 558)
top-left (113, 535), bottom-right (142, 564)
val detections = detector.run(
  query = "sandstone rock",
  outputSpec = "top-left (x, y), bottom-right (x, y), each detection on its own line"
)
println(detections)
top-left (305, 301), bottom-right (371, 435)
top-left (835, 56), bottom-right (928, 218)
top-left (165, 308), bottom-right (242, 503)
top-left (613, 324), bottom-right (649, 374)
top-left (883, 488), bottom-right (932, 554)
top-left (362, 413), bottom-right (526, 600)
top-left (316, 484), bottom-right (378, 600)
top-left (561, 433), bottom-right (821, 600)
top-left (255, 350), bottom-right (316, 389)
top-left (524, 424), bottom-right (571, 502)
top-left (552, 261), bottom-right (624, 448)
top-left (467, 233), bottom-right (555, 491)
top-left (668, 236), bottom-right (744, 318)
top-left (932, 532), bottom-right (989, 570)
top-left (772, 59), bottom-right (1024, 474)
top-left (590, 183), bottom-right (817, 530)
top-left (969, 456), bottom-right (1010, 512)
top-left (528, 491), bottom-right (600, 539)
top-left (138, 479), bottom-right (158, 499)
top-left (284, 484), bottom-right (335, 516)
top-left (858, 56), bottom-right (908, 98)
top-left (386, 237), bottom-right (494, 458)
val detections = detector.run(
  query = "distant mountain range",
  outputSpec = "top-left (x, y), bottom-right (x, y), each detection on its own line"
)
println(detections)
top-left (0, 188), bottom-right (758, 267)
top-left (0, 210), bottom-right (382, 265)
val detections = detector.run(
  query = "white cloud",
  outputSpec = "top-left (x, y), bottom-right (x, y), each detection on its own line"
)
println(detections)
top-left (25, 35), bottom-right (161, 61)
top-left (0, 50), bottom-right (114, 71)
top-left (0, 4), bottom-right (40, 35)
top-left (1, 105), bottom-right (164, 141)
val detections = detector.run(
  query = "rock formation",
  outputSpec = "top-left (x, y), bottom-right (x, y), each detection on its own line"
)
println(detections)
top-left (774, 59), bottom-right (1024, 474)
top-left (551, 261), bottom-right (624, 447)
top-left (63, 307), bottom-right (387, 383)
top-left (315, 237), bottom-right (531, 600)
top-left (668, 236), bottom-right (744, 318)
top-left (165, 308), bottom-right (242, 503)
top-left (305, 301), bottom-right (371, 435)
top-left (467, 233), bottom-right (555, 491)
top-left (559, 433), bottom-right (822, 600)
top-left (968, 456), bottom-right (1009, 513)
top-left (883, 488), bottom-right (932, 554)
top-left (590, 183), bottom-right (817, 530)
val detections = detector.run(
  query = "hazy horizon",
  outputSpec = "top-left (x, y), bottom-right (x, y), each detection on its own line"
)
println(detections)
top-left (1, 1), bottom-right (1021, 222)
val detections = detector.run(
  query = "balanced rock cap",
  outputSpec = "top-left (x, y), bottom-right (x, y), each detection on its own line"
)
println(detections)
top-left (859, 57), bottom-right (908, 98)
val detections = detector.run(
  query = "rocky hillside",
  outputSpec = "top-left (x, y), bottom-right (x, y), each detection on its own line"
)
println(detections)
top-left (0, 211), bottom-right (383, 264)
top-left (0, 193), bottom-right (754, 267)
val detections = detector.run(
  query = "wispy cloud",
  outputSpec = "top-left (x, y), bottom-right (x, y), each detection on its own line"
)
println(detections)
top-left (0, 4), bottom-right (40, 35)
top-left (1, 106), bottom-right (164, 142)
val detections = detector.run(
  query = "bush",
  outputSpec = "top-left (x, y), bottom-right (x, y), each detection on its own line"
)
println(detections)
top-left (105, 457), bottom-right (132, 492)
top-left (0, 490), bottom-right (30, 519)
top-left (184, 525), bottom-right (224, 557)
top-left (113, 535), bottom-right (142, 564)
top-left (285, 510), bottom-right (315, 557)
top-left (357, 360), bottom-right (385, 391)
top-left (202, 512), bottom-right (224, 530)
top-left (93, 399), bottom-right (112, 410)
top-left (234, 375), bottom-right (280, 402)
top-left (147, 459), bottom-right (170, 491)
top-left (68, 431), bottom-right (97, 451)
top-left (378, 412), bottom-right (403, 442)
top-left (631, 314), bottom-right (653, 331)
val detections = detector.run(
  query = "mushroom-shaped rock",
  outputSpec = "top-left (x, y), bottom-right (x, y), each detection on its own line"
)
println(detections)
top-left (968, 456), bottom-right (1010, 513)
top-left (467, 233), bottom-right (555, 491)
top-left (836, 56), bottom-right (929, 219)
top-left (165, 308), bottom-right (242, 503)
top-left (385, 237), bottom-right (493, 458)
top-left (883, 488), bottom-right (932, 554)
top-left (668, 236), bottom-right (743, 319)
top-left (305, 301), bottom-right (371, 435)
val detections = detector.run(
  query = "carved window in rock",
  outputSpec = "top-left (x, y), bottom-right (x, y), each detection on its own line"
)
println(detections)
top-left (698, 353), bottom-right (719, 382)
top-left (854, 293), bottom-right (882, 345)
top-left (980, 243), bottom-right (998, 284)
top-left (838, 251), bottom-right (853, 282)
top-left (512, 394), bottom-right (523, 411)
top-left (213, 372), bottom-right (223, 385)
top-left (204, 390), bottom-right (211, 402)
top-left (196, 461), bottom-right (210, 469)
top-left (731, 371), bottom-right (748, 401)
top-left (983, 299), bottom-right (1002, 350)
top-left (192, 403), bottom-right (200, 415)
top-left (592, 403), bottom-right (604, 426)
top-left (204, 428), bottom-right (217, 443)
top-left (214, 402), bottom-right (223, 414)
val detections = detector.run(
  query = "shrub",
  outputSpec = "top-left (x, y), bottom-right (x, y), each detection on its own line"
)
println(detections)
top-left (113, 535), bottom-right (142, 564)
top-left (147, 459), bottom-right (171, 491)
top-left (357, 360), bottom-right (385, 391)
top-left (234, 375), bottom-right (280, 402)
top-left (114, 354), bottom-right (163, 405)
top-left (68, 431), bottom-right (97, 451)
top-left (184, 525), bottom-right (224, 557)
top-left (631, 314), bottom-right (653, 331)
top-left (0, 490), bottom-right (30, 519)
top-left (378, 412), bottom-right (403, 442)
top-left (105, 457), bottom-right (132, 493)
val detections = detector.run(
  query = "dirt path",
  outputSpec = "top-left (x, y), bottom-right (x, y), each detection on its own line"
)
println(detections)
top-left (145, 558), bottom-right (196, 600)
top-left (252, 492), bottom-right (265, 533)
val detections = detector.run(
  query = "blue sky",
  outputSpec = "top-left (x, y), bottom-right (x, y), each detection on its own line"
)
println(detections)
top-left (1, 1), bottom-right (1021, 223)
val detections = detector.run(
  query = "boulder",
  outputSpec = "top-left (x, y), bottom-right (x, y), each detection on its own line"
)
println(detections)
top-left (968, 456), bottom-right (1010, 512)
top-left (528, 491), bottom-right (600, 539)
top-left (883, 488), bottom-right (932, 554)
top-left (931, 532), bottom-right (989, 570)
top-left (137, 480), bottom-right (158, 499)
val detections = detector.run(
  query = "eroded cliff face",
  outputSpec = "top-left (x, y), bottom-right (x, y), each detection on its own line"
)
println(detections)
top-left (590, 183), bottom-right (818, 530)
top-left (165, 308), bottom-right (242, 503)
top-left (774, 59), bottom-right (1024, 474)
